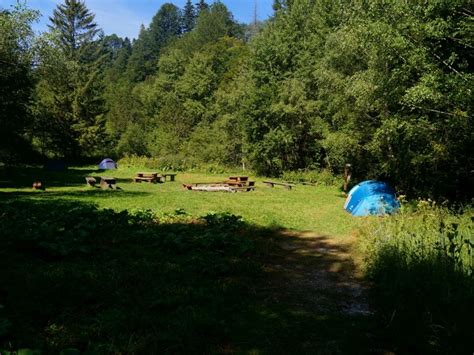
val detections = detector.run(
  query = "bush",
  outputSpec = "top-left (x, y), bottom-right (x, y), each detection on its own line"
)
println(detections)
top-left (0, 199), bottom-right (265, 353)
top-left (282, 169), bottom-right (341, 186)
top-left (358, 202), bottom-right (474, 354)
top-left (118, 154), bottom-right (186, 171)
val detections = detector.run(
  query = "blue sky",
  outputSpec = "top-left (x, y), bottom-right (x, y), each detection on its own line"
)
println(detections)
top-left (1, 0), bottom-right (273, 39)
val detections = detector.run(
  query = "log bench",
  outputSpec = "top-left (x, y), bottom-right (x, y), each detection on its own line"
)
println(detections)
top-left (229, 186), bottom-right (256, 192)
top-left (262, 180), bottom-right (294, 190)
top-left (100, 177), bottom-right (117, 189)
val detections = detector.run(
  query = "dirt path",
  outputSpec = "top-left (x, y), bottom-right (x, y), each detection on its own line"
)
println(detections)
top-left (264, 231), bottom-right (371, 316)
top-left (255, 230), bottom-right (376, 353)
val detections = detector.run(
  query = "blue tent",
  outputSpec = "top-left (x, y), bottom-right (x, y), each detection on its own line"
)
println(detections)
top-left (98, 158), bottom-right (117, 170)
top-left (344, 180), bottom-right (400, 216)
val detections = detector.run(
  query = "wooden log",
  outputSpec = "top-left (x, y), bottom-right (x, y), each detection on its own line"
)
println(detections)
top-left (85, 176), bottom-right (96, 187)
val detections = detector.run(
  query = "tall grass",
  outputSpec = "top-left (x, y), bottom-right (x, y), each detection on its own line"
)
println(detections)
top-left (358, 201), bottom-right (473, 354)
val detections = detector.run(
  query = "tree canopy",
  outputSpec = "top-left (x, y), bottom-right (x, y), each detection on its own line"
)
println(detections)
top-left (1, 0), bottom-right (473, 199)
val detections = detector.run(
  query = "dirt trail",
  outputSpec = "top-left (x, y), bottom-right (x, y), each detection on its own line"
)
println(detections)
top-left (263, 230), bottom-right (372, 318)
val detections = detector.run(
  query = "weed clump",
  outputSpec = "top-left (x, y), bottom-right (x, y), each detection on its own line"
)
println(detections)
top-left (359, 202), bottom-right (474, 354)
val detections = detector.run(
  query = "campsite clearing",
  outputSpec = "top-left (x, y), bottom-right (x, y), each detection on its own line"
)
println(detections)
top-left (0, 166), bottom-right (375, 353)
top-left (0, 166), bottom-right (358, 235)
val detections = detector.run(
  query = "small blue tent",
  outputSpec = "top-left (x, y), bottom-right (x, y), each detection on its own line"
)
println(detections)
top-left (98, 158), bottom-right (117, 170)
top-left (344, 180), bottom-right (400, 216)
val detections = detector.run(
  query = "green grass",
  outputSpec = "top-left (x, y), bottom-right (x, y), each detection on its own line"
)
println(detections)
top-left (0, 166), bottom-right (358, 237)
top-left (5, 166), bottom-right (472, 354)
top-left (0, 166), bottom-right (373, 354)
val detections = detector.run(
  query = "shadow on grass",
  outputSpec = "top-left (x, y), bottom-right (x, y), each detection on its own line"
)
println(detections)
top-left (366, 246), bottom-right (474, 355)
top-left (0, 166), bottom-right (97, 188)
top-left (0, 166), bottom-right (136, 189)
top-left (0, 197), bottom-right (376, 354)
top-left (0, 189), bottom-right (151, 200)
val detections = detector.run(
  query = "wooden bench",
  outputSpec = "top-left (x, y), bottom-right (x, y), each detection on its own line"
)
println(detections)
top-left (230, 186), bottom-right (256, 192)
top-left (161, 173), bottom-right (177, 182)
top-left (100, 177), bottom-right (117, 189)
top-left (262, 180), bottom-right (294, 190)
top-left (133, 172), bottom-right (163, 183)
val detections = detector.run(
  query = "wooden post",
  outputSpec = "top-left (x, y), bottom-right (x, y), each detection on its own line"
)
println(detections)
top-left (344, 164), bottom-right (352, 193)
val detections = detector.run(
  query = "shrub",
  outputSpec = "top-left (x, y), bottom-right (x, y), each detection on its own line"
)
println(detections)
top-left (358, 202), bottom-right (474, 354)
top-left (282, 169), bottom-right (341, 186)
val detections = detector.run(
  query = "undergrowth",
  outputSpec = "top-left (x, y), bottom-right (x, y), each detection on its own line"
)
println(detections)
top-left (0, 199), bottom-right (264, 353)
top-left (282, 169), bottom-right (340, 186)
top-left (358, 201), bottom-right (474, 354)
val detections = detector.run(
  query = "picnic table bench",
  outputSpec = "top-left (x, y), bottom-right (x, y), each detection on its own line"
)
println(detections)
top-left (133, 172), bottom-right (163, 183)
top-left (262, 180), bottom-right (295, 190)
top-left (161, 173), bottom-right (177, 182)
top-left (226, 176), bottom-right (254, 187)
top-left (100, 177), bottom-right (117, 189)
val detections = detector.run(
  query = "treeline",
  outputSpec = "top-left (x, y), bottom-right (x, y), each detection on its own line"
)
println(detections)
top-left (1, 0), bottom-right (473, 199)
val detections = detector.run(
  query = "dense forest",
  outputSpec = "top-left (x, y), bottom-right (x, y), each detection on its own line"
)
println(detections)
top-left (1, 0), bottom-right (473, 199)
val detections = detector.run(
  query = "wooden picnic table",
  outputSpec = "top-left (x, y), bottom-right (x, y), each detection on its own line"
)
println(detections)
top-left (134, 172), bottom-right (162, 183)
top-left (228, 176), bottom-right (249, 182)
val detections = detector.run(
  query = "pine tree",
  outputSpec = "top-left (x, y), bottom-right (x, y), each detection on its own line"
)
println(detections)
top-left (195, 0), bottom-right (209, 16)
top-left (126, 4), bottom-right (181, 82)
top-left (48, 0), bottom-right (100, 59)
top-left (182, 0), bottom-right (196, 33)
top-left (37, 0), bottom-right (106, 159)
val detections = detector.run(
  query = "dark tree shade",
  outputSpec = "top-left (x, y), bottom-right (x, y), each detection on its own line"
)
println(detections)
top-left (48, 0), bottom-right (100, 58)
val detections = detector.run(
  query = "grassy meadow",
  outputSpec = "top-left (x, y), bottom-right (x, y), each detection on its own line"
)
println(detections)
top-left (0, 166), bottom-right (359, 237)
top-left (0, 165), bottom-right (472, 354)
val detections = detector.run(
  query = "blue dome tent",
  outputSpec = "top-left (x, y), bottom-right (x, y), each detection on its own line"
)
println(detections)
top-left (344, 180), bottom-right (400, 216)
top-left (98, 158), bottom-right (117, 170)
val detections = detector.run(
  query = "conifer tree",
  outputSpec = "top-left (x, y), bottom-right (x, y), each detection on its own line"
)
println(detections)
top-left (126, 4), bottom-right (181, 82)
top-left (196, 0), bottom-right (209, 16)
top-left (48, 0), bottom-right (99, 59)
top-left (182, 0), bottom-right (196, 33)
top-left (37, 0), bottom-right (106, 159)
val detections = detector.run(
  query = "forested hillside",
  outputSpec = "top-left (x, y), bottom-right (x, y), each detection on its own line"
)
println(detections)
top-left (1, 0), bottom-right (473, 199)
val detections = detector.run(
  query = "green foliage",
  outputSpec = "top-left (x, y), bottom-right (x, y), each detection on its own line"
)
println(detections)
top-left (358, 203), bottom-right (474, 354)
top-left (0, 4), bottom-right (39, 163)
top-left (282, 169), bottom-right (340, 186)
top-left (0, 198), bottom-right (265, 353)
top-left (125, 3), bottom-right (181, 82)
top-left (3, 0), bottom-right (473, 200)
top-left (48, 0), bottom-right (100, 60)
top-left (182, 0), bottom-right (196, 33)
top-left (34, 0), bottom-right (108, 159)
top-left (118, 154), bottom-right (185, 171)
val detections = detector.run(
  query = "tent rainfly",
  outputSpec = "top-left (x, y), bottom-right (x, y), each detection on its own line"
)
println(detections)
top-left (98, 158), bottom-right (117, 170)
top-left (344, 180), bottom-right (400, 216)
